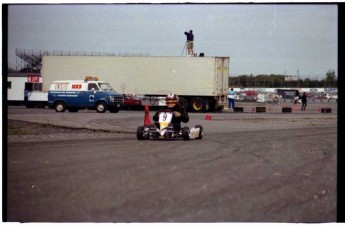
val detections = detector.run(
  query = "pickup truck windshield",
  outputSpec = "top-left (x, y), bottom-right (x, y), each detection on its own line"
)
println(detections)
top-left (99, 83), bottom-right (114, 91)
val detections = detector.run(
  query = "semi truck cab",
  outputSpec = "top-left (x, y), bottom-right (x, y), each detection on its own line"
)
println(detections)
top-left (48, 76), bottom-right (123, 113)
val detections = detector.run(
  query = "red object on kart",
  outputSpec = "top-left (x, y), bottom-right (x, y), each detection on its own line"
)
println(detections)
top-left (144, 105), bottom-right (151, 126)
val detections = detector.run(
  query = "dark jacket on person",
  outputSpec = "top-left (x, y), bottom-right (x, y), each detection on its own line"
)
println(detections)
top-left (184, 32), bottom-right (194, 41)
top-left (301, 93), bottom-right (307, 103)
top-left (295, 90), bottom-right (300, 98)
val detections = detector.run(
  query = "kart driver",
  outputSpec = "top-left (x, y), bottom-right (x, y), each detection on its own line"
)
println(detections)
top-left (153, 93), bottom-right (189, 132)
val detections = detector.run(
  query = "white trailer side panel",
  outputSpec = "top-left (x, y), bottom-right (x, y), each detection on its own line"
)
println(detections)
top-left (8, 77), bottom-right (26, 101)
top-left (41, 56), bottom-right (229, 96)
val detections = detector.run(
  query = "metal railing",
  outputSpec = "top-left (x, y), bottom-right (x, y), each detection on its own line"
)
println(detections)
top-left (10, 48), bottom-right (149, 72)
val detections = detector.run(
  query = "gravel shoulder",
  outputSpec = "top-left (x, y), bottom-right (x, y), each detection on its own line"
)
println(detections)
top-left (7, 119), bottom-right (127, 143)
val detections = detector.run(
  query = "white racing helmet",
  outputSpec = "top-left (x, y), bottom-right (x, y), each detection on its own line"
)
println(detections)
top-left (166, 93), bottom-right (179, 108)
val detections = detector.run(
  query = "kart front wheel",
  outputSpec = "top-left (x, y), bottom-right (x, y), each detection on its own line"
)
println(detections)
top-left (182, 126), bottom-right (190, 140)
top-left (137, 126), bottom-right (149, 140)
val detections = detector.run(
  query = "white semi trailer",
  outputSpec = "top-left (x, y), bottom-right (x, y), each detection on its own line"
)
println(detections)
top-left (41, 56), bottom-right (230, 112)
top-left (7, 73), bottom-right (48, 107)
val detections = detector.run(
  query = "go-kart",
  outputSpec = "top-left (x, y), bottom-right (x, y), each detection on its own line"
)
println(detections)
top-left (137, 109), bottom-right (203, 140)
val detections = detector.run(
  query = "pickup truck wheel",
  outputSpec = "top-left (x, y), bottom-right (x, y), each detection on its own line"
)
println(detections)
top-left (54, 102), bottom-right (66, 112)
top-left (96, 102), bottom-right (107, 113)
top-left (190, 97), bottom-right (205, 112)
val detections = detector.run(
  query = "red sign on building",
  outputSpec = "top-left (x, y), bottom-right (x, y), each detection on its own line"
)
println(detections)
top-left (27, 75), bottom-right (40, 83)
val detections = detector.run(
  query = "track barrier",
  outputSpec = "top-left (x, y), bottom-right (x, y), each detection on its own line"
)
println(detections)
top-left (282, 107), bottom-right (292, 113)
top-left (234, 107), bottom-right (244, 112)
top-left (256, 107), bottom-right (266, 113)
top-left (321, 108), bottom-right (332, 113)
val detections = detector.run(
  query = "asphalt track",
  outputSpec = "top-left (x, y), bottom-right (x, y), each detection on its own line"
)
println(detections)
top-left (6, 102), bottom-right (337, 222)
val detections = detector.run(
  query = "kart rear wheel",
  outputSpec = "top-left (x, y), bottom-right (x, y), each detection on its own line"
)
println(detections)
top-left (182, 126), bottom-right (190, 140)
top-left (179, 97), bottom-right (188, 110)
top-left (195, 125), bottom-right (203, 139)
top-left (137, 126), bottom-right (149, 140)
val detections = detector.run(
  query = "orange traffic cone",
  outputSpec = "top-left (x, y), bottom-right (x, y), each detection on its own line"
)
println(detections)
top-left (144, 105), bottom-right (151, 126)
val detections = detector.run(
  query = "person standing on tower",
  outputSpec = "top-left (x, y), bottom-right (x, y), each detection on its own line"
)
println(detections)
top-left (184, 30), bottom-right (194, 56)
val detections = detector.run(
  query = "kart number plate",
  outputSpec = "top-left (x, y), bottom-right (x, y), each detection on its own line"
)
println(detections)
top-left (159, 112), bottom-right (173, 129)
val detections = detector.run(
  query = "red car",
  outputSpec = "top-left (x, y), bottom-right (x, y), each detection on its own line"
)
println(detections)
top-left (123, 95), bottom-right (142, 106)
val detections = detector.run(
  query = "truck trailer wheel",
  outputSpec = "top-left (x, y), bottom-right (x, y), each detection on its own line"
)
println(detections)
top-left (190, 97), bottom-right (205, 112)
top-left (54, 101), bottom-right (66, 112)
top-left (179, 97), bottom-right (188, 110)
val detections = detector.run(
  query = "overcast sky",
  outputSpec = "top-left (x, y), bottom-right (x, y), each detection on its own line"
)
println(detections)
top-left (6, 4), bottom-right (338, 78)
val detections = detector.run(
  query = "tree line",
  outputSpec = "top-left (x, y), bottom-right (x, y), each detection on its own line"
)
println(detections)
top-left (229, 69), bottom-right (337, 88)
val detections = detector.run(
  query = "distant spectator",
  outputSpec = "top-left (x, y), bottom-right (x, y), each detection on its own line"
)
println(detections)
top-left (301, 92), bottom-right (307, 111)
top-left (24, 89), bottom-right (30, 106)
top-left (227, 88), bottom-right (236, 110)
top-left (294, 90), bottom-right (300, 104)
top-left (272, 94), bottom-right (279, 105)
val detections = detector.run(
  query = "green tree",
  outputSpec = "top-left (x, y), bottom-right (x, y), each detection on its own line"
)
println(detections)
top-left (228, 72), bottom-right (337, 88)
top-left (326, 69), bottom-right (336, 82)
